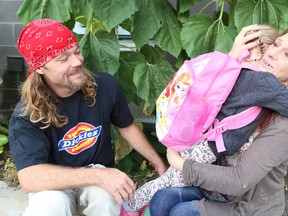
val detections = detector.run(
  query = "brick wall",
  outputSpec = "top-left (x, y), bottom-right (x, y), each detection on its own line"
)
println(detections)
top-left (0, 0), bottom-right (24, 113)
top-left (0, 0), bottom-right (23, 75)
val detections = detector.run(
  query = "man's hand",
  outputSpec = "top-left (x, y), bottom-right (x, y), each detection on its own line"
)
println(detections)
top-left (95, 168), bottom-right (136, 204)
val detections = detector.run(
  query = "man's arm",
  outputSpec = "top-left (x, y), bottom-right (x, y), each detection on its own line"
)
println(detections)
top-left (18, 164), bottom-right (136, 203)
top-left (117, 123), bottom-right (168, 176)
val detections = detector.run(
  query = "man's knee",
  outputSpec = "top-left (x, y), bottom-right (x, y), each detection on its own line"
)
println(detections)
top-left (24, 190), bottom-right (75, 216)
top-left (79, 186), bottom-right (120, 216)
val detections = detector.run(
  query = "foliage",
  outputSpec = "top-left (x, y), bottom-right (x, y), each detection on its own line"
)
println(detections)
top-left (0, 114), bottom-right (9, 155)
top-left (16, 0), bottom-right (288, 177)
top-left (3, 157), bottom-right (19, 188)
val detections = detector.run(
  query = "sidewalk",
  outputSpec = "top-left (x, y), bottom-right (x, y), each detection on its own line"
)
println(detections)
top-left (0, 181), bottom-right (27, 216)
top-left (0, 180), bottom-right (287, 216)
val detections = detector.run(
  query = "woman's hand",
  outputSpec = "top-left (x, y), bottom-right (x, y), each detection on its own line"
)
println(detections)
top-left (229, 24), bottom-right (262, 60)
top-left (166, 148), bottom-right (185, 171)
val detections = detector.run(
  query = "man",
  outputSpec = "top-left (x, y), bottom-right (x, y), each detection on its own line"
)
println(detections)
top-left (9, 18), bottom-right (167, 216)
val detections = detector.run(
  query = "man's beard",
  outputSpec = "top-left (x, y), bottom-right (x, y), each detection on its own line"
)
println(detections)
top-left (65, 67), bottom-right (87, 91)
top-left (68, 74), bottom-right (88, 91)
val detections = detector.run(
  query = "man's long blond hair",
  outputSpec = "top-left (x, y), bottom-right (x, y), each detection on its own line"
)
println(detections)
top-left (20, 68), bottom-right (97, 129)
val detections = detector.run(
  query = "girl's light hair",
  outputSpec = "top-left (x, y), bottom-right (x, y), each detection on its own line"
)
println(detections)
top-left (20, 68), bottom-right (97, 129)
top-left (245, 24), bottom-right (279, 57)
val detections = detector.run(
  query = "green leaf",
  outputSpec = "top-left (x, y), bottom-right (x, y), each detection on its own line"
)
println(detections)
top-left (133, 60), bottom-right (175, 115)
top-left (17, 0), bottom-right (71, 26)
top-left (117, 154), bottom-right (134, 173)
top-left (0, 134), bottom-right (8, 147)
top-left (88, 0), bottom-right (138, 31)
top-left (131, 0), bottom-right (162, 50)
top-left (71, 0), bottom-right (93, 21)
top-left (110, 125), bottom-right (119, 143)
top-left (130, 151), bottom-right (144, 165)
top-left (80, 30), bottom-right (120, 74)
top-left (214, 25), bottom-right (238, 53)
top-left (140, 45), bottom-right (166, 64)
top-left (181, 14), bottom-right (214, 58)
top-left (0, 126), bottom-right (9, 136)
top-left (214, 0), bottom-right (226, 5)
top-left (154, 2), bottom-right (182, 57)
top-left (115, 52), bottom-right (146, 103)
top-left (144, 131), bottom-right (167, 154)
top-left (178, 0), bottom-right (202, 14)
top-left (235, 0), bottom-right (288, 32)
top-left (181, 14), bottom-right (235, 58)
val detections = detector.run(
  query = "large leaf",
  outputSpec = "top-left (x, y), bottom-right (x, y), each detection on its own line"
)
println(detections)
top-left (133, 60), bottom-right (175, 115)
top-left (140, 45), bottom-right (166, 64)
top-left (178, 0), bottom-right (202, 14)
top-left (181, 14), bottom-right (214, 58)
top-left (154, 1), bottom-right (182, 57)
top-left (71, 0), bottom-right (93, 22)
top-left (181, 14), bottom-right (236, 58)
top-left (214, 25), bottom-right (238, 53)
top-left (117, 154), bottom-right (134, 173)
top-left (114, 121), bottom-right (143, 163)
top-left (88, 0), bottom-right (138, 31)
top-left (131, 0), bottom-right (162, 50)
top-left (80, 31), bottom-right (120, 74)
top-left (115, 52), bottom-right (146, 103)
top-left (235, 0), bottom-right (288, 32)
top-left (17, 0), bottom-right (71, 25)
top-left (0, 134), bottom-right (8, 147)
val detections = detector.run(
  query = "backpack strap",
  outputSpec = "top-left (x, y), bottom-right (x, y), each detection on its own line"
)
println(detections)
top-left (202, 106), bottom-right (262, 152)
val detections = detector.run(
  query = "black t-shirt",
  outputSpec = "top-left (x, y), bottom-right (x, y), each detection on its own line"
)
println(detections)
top-left (9, 72), bottom-right (134, 171)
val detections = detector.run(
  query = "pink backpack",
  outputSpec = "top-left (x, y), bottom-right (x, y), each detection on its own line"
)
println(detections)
top-left (155, 51), bottom-right (262, 152)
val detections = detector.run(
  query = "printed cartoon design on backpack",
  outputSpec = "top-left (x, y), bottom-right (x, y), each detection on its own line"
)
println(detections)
top-left (155, 51), bottom-right (262, 152)
top-left (156, 65), bottom-right (192, 136)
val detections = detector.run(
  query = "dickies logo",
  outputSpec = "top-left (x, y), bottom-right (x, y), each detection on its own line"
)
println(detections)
top-left (58, 123), bottom-right (102, 155)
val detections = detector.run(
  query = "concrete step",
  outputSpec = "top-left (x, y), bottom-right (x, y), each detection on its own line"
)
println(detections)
top-left (0, 189), bottom-right (27, 216)
top-left (0, 181), bottom-right (28, 216)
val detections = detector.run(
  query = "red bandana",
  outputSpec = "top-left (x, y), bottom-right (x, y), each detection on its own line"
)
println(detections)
top-left (17, 19), bottom-right (78, 77)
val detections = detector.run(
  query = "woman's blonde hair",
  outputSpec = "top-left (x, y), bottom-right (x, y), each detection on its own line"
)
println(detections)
top-left (20, 68), bottom-right (97, 129)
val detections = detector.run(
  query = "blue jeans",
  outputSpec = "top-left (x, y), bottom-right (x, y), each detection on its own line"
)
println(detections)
top-left (150, 187), bottom-right (203, 216)
top-left (150, 186), bottom-right (228, 216)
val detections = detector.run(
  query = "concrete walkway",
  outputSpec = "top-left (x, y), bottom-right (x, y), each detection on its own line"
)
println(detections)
top-left (0, 181), bottom-right (27, 216)
top-left (0, 180), bottom-right (287, 216)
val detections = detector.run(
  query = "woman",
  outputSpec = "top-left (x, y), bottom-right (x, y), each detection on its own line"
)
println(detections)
top-left (150, 29), bottom-right (288, 216)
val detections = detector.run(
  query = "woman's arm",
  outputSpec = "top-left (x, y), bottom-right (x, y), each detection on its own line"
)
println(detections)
top-left (166, 148), bottom-right (185, 171)
top-left (228, 24), bottom-right (261, 60)
top-left (179, 115), bottom-right (288, 196)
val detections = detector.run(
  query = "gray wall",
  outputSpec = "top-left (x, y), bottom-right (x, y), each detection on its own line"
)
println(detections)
top-left (0, 0), bottom-right (23, 76)
top-left (0, 0), bottom-right (24, 113)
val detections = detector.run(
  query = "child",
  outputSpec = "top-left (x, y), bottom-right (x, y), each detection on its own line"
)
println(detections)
top-left (120, 24), bottom-right (288, 215)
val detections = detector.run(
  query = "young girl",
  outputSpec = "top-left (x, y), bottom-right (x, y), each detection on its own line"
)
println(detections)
top-left (121, 24), bottom-right (287, 216)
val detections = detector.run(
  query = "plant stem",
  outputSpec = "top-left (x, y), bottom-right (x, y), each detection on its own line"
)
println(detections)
top-left (199, 0), bottom-right (216, 14)
top-left (228, 0), bottom-right (237, 26)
